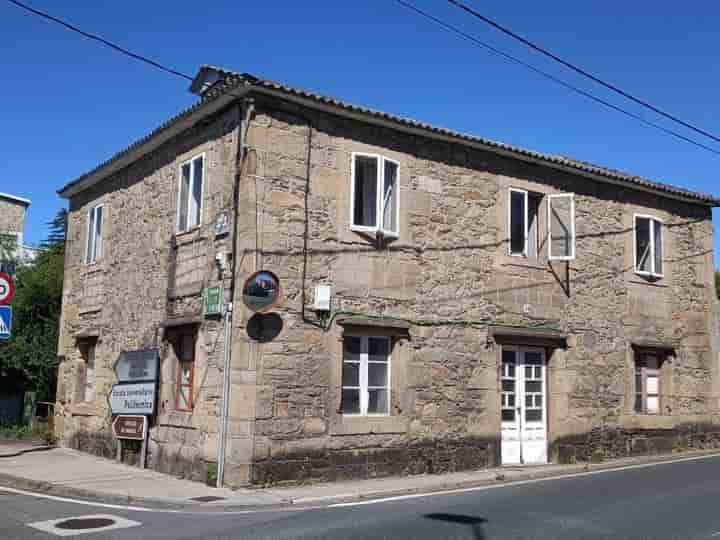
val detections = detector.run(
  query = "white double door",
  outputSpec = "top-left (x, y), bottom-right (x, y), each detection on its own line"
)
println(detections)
top-left (501, 346), bottom-right (548, 465)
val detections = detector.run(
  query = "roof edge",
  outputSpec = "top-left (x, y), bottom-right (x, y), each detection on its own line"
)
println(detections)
top-left (58, 71), bottom-right (720, 207)
top-left (0, 192), bottom-right (31, 207)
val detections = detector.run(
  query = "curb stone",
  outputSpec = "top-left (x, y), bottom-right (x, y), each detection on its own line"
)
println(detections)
top-left (1, 448), bottom-right (719, 512)
top-left (0, 445), bottom-right (54, 459)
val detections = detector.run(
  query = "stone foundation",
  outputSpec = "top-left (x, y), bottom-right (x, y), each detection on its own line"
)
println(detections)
top-left (251, 435), bottom-right (499, 485)
top-left (552, 423), bottom-right (720, 464)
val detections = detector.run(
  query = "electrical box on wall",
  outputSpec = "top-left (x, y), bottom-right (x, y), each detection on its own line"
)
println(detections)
top-left (314, 285), bottom-right (331, 311)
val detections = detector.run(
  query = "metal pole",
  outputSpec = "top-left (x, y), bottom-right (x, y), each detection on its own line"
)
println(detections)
top-left (116, 439), bottom-right (121, 462)
top-left (140, 418), bottom-right (148, 469)
top-left (217, 303), bottom-right (233, 487)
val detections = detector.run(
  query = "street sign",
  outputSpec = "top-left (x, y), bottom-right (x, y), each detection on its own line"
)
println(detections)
top-left (114, 349), bottom-right (159, 383)
top-left (205, 286), bottom-right (222, 316)
top-left (0, 306), bottom-right (11, 340)
top-left (109, 382), bottom-right (156, 415)
top-left (0, 272), bottom-right (14, 305)
top-left (112, 415), bottom-right (147, 441)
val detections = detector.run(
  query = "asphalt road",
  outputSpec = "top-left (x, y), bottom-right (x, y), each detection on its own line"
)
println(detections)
top-left (3, 455), bottom-right (720, 539)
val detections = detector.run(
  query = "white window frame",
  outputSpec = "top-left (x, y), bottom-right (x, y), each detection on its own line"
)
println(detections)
top-left (349, 153), bottom-right (400, 239)
top-left (634, 353), bottom-right (661, 414)
top-left (176, 153), bottom-right (206, 233)
top-left (633, 214), bottom-right (664, 278)
top-left (341, 335), bottom-right (392, 417)
top-left (85, 204), bottom-right (103, 265)
top-left (547, 193), bottom-right (576, 261)
top-left (508, 188), bottom-right (529, 257)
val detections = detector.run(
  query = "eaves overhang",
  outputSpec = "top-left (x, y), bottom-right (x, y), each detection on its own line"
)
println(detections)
top-left (0, 192), bottom-right (31, 207)
top-left (57, 86), bottom-right (250, 199)
top-left (58, 68), bottom-right (720, 207)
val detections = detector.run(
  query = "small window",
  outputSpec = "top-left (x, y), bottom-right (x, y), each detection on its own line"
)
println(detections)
top-left (173, 331), bottom-right (196, 411)
top-left (634, 353), bottom-right (661, 414)
top-left (79, 340), bottom-right (97, 403)
top-left (635, 215), bottom-right (663, 278)
top-left (341, 335), bottom-right (391, 415)
top-left (177, 155), bottom-right (204, 233)
top-left (351, 154), bottom-right (399, 238)
top-left (508, 189), bottom-right (542, 257)
top-left (548, 194), bottom-right (576, 260)
top-left (85, 205), bottom-right (103, 264)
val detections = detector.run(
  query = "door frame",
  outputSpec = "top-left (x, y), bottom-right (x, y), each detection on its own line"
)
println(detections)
top-left (500, 345), bottom-right (549, 465)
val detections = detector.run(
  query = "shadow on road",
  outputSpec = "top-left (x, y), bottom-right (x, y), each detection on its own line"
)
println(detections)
top-left (424, 513), bottom-right (489, 539)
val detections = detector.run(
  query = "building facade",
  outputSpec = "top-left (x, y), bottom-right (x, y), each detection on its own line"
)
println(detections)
top-left (0, 192), bottom-right (36, 272)
top-left (55, 68), bottom-right (720, 486)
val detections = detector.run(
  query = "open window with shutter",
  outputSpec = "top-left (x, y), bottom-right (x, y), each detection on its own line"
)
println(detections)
top-left (508, 189), bottom-right (542, 258)
top-left (548, 194), bottom-right (575, 261)
top-left (350, 153), bottom-right (400, 240)
top-left (634, 215), bottom-right (664, 278)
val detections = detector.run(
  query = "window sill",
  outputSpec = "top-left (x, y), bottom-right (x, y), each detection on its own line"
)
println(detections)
top-left (629, 276), bottom-right (668, 288)
top-left (330, 416), bottom-right (406, 436)
top-left (500, 258), bottom-right (547, 271)
top-left (82, 263), bottom-right (105, 276)
top-left (174, 227), bottom-right (206, 246)
top-left (634, 271), bottom-right (664, 280)
top-left (349, 226), bottom-right (399, 241)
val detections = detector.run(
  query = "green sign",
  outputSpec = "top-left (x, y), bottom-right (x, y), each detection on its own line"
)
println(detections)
top-left (205, 286), bottom-right (222, 316)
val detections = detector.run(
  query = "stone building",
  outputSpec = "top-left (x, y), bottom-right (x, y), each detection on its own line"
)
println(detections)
top-left (0, 192), bottom-right (36, 272)
top-left (55, 67), bottom-right (720, 486)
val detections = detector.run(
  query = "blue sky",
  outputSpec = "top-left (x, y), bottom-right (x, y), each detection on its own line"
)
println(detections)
top-left (1, 1), bottom-right (718, 265)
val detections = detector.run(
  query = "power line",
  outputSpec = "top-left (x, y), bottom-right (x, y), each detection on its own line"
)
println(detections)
top-left (447, 0), bottom-right (720, 146)
top-left (6, 0), bottom-right (193, 81)
top-left (393, 0), bottom-right (720, 156)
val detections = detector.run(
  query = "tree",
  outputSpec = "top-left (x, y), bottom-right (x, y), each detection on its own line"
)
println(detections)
top-left (716, 271), bottom-right (720, 300)
top-left (0, 209), bottom-right (66, 402)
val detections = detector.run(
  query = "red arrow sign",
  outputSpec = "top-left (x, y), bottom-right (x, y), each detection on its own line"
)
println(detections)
top-left (112, 415), bottom-right (147, 440)
top-left (0, 273), bottom-right (14, 305)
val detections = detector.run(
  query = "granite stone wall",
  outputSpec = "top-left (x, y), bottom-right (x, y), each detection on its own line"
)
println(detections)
top-left (56, 92), bottom-right (718, 486)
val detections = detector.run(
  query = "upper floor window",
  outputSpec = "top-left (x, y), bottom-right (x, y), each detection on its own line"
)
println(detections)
top-left (341, 335), bottom-right (391, 416)
top-left (177, 154), bottom-right (204, 233)
top-left (351, 153), bottom-right (399, 238)
top-left (508, 189), bottom-right (576, 261)
top-left (85, 205), bottom-right (103, 265)
top-left (508, 189), bottom-right (542, 258)
top-left (634, 215), bottom-right (663, 278)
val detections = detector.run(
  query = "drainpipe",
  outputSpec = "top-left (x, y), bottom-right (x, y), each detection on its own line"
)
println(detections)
top-left (217, 98), bottom-right (253, 488)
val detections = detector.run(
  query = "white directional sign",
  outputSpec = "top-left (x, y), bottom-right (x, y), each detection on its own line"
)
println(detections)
top-left (109, 383), bottom-right (156, 415)
top-left (114, 349), bottom-right (159, 383)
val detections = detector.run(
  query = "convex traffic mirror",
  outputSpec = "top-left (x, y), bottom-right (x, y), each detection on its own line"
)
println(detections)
top-left (241, 271), bottom-right (281, 313)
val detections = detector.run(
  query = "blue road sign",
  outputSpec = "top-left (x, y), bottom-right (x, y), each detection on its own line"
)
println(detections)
top-left (0, 306), bottom-right (11, 340)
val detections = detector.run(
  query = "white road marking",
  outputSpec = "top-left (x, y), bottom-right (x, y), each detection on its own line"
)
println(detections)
top-left (27, 514), bottom-right (141, 537)
top-left (2, 451), bottom-right (720, 514)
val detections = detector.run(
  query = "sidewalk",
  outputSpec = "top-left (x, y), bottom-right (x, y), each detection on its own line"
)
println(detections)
top-left (1, 444), bottom-right (719, 510)
top-left (0, 439), bottom-right (53, 458)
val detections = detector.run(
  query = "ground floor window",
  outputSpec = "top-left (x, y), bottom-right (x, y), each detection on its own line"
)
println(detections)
top-left (168, 329), bottom-right (196, 412)
top-left (341, 335), bottom-right (391, 415)
top-left (634, 353), bottom-right (661, 414)
top-left (78, 339), bottom-right (97, 403)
